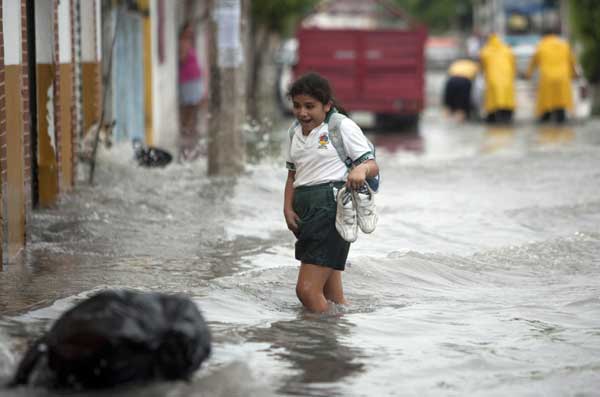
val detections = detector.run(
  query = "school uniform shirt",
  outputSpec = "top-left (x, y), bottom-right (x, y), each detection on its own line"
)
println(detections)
top-left (286, 117), bottom-right (372, 188)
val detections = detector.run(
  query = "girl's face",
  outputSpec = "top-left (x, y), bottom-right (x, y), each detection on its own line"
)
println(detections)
top-left (292, 94), bottom-right (331, 134)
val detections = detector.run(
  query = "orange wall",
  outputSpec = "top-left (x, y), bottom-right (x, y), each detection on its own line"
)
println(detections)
top-left (36, 63), bottom-right (59, 206)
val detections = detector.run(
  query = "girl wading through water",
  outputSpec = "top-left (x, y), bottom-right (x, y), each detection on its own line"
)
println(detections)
top-left (284, 72), bottom-right (380, 313)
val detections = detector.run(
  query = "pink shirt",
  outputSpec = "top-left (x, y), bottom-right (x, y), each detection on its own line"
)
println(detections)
top-left (179, 50), bottom-right (202, 83)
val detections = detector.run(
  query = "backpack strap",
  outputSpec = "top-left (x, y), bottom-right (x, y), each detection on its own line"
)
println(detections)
top-left (286, 121), bottom-right (299, 171)
top-left (327, 112), bottom-right (353, 168)
top-left (288, 112), bottom-right (379, 192)
top-left (328, 110), bottom-right (380, 192)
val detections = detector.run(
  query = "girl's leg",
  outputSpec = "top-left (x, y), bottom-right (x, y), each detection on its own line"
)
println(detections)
top-left (323, 270), bottom-right (347, 305)
top-left (296, 263), bottom-right (334, 313)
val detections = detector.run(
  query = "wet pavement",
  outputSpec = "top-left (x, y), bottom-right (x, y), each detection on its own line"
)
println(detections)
top-left (1, 93), bottom-right (600, 395)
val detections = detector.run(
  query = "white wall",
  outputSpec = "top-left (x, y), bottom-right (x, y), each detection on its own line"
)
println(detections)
top-left (35, 0), bottom-right (53, 63)
top-left (96, 0), bottom-right (101, 61)
top-left (58, 0), bottom-right (72, 64)
top-left (3, 0), bottom-right (21, 65)
top-left (151, 0), bottom-right (179, 151)
top-left (80, 0), bottom-right (96, 62)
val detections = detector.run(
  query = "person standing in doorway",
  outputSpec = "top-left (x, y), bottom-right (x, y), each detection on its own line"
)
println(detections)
top-left (526, 28), bottom-right (578, 124)
top-left (479, 33), bottom-right (517, 123)
top-left (178, 21), bottom-right (204, 161)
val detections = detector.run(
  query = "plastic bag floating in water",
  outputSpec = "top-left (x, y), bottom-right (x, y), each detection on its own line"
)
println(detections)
top-left (9, 289), bottom-right (211, 389)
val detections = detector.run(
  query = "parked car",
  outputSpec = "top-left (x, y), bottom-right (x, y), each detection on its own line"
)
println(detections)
top-left (425, 35), bottom-right (463, 70)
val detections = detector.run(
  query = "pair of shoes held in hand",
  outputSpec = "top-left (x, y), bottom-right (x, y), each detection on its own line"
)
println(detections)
top-left (335, 184), bottom-right (378, 242)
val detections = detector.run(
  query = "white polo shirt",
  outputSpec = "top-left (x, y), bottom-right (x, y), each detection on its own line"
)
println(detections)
top-left (286, 117), bottom-right (372, 188)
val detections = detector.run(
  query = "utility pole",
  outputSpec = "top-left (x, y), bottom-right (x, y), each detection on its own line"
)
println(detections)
top-left (207, 0), bottom-right (247, 176)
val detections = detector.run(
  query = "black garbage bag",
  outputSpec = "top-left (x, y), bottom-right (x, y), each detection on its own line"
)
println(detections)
top-left (9, 289), bottom-right (211, 389)
top-left (133, 139), bottom-right (173, 167)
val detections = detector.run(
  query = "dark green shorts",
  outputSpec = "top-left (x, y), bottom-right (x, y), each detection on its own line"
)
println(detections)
top-left (293, 181), bottom-right (349, 271)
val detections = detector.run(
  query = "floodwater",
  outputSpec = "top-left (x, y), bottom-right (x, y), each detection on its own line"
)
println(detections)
top-left (1, 110), bottom-right (600, 396)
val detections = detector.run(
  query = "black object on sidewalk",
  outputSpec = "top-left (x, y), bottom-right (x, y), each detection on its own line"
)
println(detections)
top-left (133, 138), bottom-right (173, 167)
top-left (9, 289), bottom-right (211, 389)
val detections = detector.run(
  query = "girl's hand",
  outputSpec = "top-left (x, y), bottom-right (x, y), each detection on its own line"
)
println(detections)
top-left (346, 163), bottom-right (369, 190)
top-left (284, 208), bottom-right (300, 236)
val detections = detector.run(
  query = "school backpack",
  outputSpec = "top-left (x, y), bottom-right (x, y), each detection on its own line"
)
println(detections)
top-left (288, 110), bottom-right (380, 192)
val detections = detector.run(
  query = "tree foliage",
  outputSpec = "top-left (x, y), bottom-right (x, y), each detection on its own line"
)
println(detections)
top-left (392, 0), bottom-right (472, 33)
top-left (570, 0), bottom-right (600, 84)
top-left (251, 0), bottom-right (319, 37)
top-left (246, 0), bottom-right (319, 121)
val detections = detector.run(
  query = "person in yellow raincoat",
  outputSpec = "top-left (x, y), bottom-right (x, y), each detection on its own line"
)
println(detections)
top-left (526, 29), bottom-right (578, 123)
top-left (479, 34), bottom-right (516, 123)
top-left (443, 58), bottom-right (480, 121)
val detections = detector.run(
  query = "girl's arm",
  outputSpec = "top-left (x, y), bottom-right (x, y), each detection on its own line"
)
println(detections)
top-left (346, 159), bottom-right (379, 190)
top-left (284, 171), bottom-right (300, 235)
top-left (338, 117), bottom-right (379, 190)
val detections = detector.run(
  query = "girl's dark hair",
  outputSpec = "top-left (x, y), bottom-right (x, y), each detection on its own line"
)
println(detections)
top-left (287, 72), bottom-right (348, 115)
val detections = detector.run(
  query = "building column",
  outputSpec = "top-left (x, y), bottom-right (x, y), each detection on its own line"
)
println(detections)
top-left (57, 0), bottom-right (73, 190)
top-left (20, 0), bottom-right (32, 220)
top-left (35, 0), bottom-right (59, 207)
top-left (0, 0), bottom-right (5, 264)
top-left (141, 0), bottom-right (153, 146)
top-left (2, 0), bottom-right (26, 259)
top-left (80, 0), bottom-right (101, 135)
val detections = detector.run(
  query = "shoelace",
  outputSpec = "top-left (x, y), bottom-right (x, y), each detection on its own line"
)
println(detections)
top-left (340, 190), bottom-right (356, 225)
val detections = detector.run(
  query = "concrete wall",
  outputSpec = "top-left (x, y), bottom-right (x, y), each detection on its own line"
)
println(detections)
top-left (151, 0), bottom-right (179, 152)
top-left (2, 0), bottom-right (26, 259)
top-left (35, 0), bottom-right (58, 206)
top-left (58, 0), bottom-right (73, 191)
top-left (80, 0), bottom-right (100, 134)
top-left (0, 0), bottom-right (4, 263)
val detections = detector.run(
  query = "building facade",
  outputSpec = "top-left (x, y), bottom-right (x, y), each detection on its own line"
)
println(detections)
top-left (1, 0), bottom-right (102, 264)
top-left (1, 0), bottom-right (210, 264)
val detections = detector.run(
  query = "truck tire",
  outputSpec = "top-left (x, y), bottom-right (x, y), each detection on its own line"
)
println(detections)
top-left (375, 114), bottom-right (419, 131)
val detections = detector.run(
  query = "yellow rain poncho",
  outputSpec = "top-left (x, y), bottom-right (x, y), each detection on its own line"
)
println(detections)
top-left (479, 34), bottom-right (516, 113)
top-left (527, 34), bottom-right (577, 116)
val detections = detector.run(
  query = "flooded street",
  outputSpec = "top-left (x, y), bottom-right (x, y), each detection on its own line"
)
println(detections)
top-left (2, 102), bottom-right (600, 395)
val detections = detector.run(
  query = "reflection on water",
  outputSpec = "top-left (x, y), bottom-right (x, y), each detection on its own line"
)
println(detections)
top-left (372, 117), bottom-right (598, 159)
top-left (482, 126), bottom-right (519, 154)
top-left (370, 131), bottom-right (423, 154)
top-left (245, 315), bottom-right (364, 396)
top-left (536, 125), bottom-right (575, 145)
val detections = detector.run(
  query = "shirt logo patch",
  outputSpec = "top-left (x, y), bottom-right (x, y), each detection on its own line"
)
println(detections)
top-left (318, 133), bottom-right (329, 149)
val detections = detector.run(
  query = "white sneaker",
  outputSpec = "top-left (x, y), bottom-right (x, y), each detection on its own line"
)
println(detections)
top-left (335, 186), bottom-right (358, 242)
top-left (353, 183), bottom-right (377, 233)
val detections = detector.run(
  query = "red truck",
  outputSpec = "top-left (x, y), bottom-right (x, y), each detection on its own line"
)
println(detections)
top-left (292, 0), bottom-right (428, 126)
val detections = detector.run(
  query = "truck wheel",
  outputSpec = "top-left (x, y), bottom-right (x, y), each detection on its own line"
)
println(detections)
top-left (375, 114), bottom-right (419, 131)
